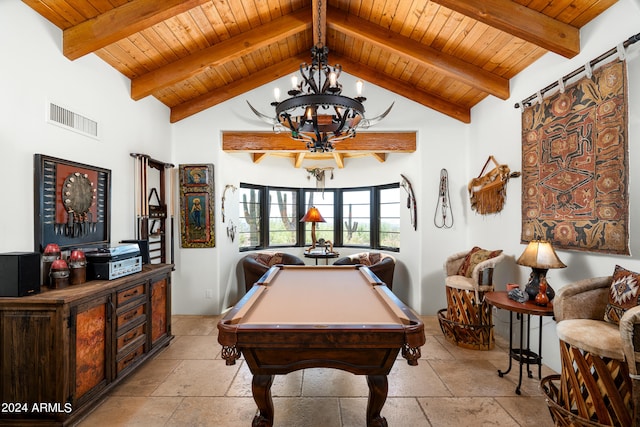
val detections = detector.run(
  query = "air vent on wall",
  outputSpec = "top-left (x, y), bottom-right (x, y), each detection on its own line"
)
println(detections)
top-left (47, 102), bottom-right (99, 140)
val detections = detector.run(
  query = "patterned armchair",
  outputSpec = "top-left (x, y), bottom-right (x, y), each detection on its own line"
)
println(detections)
top-left (438, 247), bottom-right (505, 350)
top-left (332, 252), bottom-right (396, 290)
top-left (241, 252), bottom-right (305, 292)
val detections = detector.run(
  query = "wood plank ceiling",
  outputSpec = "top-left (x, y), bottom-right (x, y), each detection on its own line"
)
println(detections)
top-left (24, 0), bottom-right (617, 166)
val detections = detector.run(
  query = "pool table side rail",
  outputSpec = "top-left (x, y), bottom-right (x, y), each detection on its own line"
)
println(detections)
top-left (373, 283), bottom-right (426, 357)
top-left (219, 317), bottom-right (425, 349)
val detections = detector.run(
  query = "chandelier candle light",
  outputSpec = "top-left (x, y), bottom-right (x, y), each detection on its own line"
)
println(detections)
top-left (516, 240), bottom-right (567, 302)
top-left (247, 0), bottom-right (392, 153)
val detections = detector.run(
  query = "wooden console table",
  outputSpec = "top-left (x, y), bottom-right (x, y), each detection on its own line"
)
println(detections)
top-left (485, 291), bottom-right (554, 395)
top-left (0, 264), bottom-right (173, 426)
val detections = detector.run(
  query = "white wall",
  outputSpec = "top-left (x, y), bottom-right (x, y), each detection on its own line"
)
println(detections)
top-left (4, 0), bottom-right (639, 374)
top-left (0, 3), bottom-right (171, 253)
top-left (469, 0), bottom-right (640, 372)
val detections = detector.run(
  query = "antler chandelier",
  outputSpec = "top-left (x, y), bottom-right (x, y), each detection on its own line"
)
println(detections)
top-left (248, 0), bottom-right (392, 153)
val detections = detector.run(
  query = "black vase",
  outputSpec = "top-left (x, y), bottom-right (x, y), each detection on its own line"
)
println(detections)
top-left (524, 268), bottom-right (555, 301)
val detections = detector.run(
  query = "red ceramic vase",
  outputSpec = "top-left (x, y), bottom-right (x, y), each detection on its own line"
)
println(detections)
top-left (535, 277), bottom-right (550, 306)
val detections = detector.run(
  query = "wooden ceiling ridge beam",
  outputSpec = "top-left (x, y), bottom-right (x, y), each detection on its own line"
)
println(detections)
top-left (429, 0), bottom-right (580, 58)
top-left (63, 0), bottom-right (211, 60)
top-left (329, 53), bottom-right (471, 123)
top-left (170, 54), bottom-right (308, 122)
top-left (327, 7), bottom-right (510, 101)
top-left (131, 7), bottom-right (312, 101)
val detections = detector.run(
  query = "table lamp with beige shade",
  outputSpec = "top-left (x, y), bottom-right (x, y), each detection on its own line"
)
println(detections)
top-left (516, 240), bottom-right (566, 301)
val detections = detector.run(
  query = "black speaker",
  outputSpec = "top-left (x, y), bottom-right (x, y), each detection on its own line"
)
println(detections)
top-left (121, 240), bottom-right (150, 264)
top-left (0, 252), bottom-right (41, 297)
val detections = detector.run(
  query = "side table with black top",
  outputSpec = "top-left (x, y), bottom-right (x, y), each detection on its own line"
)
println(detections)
top-left (303, 251), bottom-right (339, 265)
top-left (485, 291), bottom-right (554, 395)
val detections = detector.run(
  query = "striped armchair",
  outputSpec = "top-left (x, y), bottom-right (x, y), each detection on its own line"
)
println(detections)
top-left (438, 247), bottom-right (505, 350)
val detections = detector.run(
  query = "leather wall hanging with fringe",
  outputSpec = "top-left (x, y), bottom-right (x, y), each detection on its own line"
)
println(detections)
top-left (468, 156), bottom-right (520, 215)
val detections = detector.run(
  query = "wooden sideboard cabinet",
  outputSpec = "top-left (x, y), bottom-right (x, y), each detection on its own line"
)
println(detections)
top-left (0, 264), bottom-right (173, 426)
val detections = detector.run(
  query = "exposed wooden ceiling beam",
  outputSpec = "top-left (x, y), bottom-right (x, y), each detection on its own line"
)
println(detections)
top-left (222, 131), bottom-right (416, 153)
top-left (370, 153), bottom-right (386, 163)
top-left (166, 13), bottom-right (486, 123)
top-left (429, 0), bottom-right (580, 58)
top-left (131, 8), bottom-right (312, 101)
top-left (252, 153), bottom-right (268, 163)
top-left (170, 48), bottom-right (471, 123)
top-left (223, 131), bottom-right (415, 168)
top-left (328, 7), bottom-right (510, 101)
top-left (330, 54), bottom-right (471, 123)
top-left (295, 153), bottom-right (306, 168)
top-left (169, 54), bottom-right (307, 122)
top-left (63, 0), bottom-right (210, 60)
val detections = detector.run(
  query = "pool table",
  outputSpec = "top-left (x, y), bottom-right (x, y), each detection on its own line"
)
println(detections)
top-left (218, 264), bottom-right (425, 427)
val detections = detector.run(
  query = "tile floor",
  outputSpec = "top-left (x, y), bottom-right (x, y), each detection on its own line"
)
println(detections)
top-left (78, 315), bottom-right (557, 426)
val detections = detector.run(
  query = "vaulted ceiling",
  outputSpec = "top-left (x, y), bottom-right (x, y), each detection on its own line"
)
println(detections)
top-left (24, 0), bottom-right (617, 165)
top-left (25, 0), bottom-right (617, 123)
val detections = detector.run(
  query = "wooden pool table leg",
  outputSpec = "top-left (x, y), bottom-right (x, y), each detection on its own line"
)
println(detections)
top-left (252, 374), bottom-right (275, 427)
top-left (366, 375), bottom-right (389, 427)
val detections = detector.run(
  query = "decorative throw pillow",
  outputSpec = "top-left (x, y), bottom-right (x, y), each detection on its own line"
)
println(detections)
top-left (604, 265), bottom-right (640, 325)
top-left (456, 246), bottom-right (503, 278)
top-left (254, 252), bottom-right (284, 267)
top-left (356, 252), bottom-right (381, 266)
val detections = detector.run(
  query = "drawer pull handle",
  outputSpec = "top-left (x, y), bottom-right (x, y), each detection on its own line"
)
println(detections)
top-left (123, 311), bottom-right (137, 321)
top-left (123, 289), bottom-right (139, 298)
top-left (123, 352), bottom-right (137, 366)
top-left (123, 331), bottom-right (139, 343)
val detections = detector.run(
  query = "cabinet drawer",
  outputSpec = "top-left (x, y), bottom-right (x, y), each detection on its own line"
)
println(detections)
top-left (117, 323), bottom-right (146, 351)
top-left (116, 303), bottom-right (146, 330)
top-left (117, 283), bottom-right (145, 307)
top-left (116, 343), bottom-right (145, 374)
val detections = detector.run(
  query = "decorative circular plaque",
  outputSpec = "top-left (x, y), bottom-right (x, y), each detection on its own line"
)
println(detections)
top-left (62, 172), bottom-right (96, 214)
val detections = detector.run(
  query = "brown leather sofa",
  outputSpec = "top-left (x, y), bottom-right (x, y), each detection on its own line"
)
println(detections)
top-left (241, 252), bottom-right (305, 292)
top-left (332, 252), bottom-right (396, 290)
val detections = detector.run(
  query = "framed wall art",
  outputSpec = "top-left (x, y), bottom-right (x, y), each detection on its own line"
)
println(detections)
top-left (179, 164), bottom-right (215, 248)
top-left (34, 154), bottom-right (111, 252)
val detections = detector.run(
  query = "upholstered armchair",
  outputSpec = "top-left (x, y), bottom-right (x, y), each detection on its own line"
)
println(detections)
top-left (544, 273), bottom-right (640, 426)
top-left (241, 252), bottom-right (305, 292)
top-left (438, 247), bottom-right (505, 350)
top-left (332, 252), bottom-right (396, 290)
top-left (443, 249), bottom-right (505, 297)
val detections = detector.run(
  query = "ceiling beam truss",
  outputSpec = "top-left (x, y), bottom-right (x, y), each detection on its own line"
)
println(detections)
top-left (63, 0), bottom-right (212, 60)
top-left (429, 0), bottom-right (581, 58)
top-left (25, 0), bottom-right (615, 140)
top-left (222, 131), bottom-right (416, 168)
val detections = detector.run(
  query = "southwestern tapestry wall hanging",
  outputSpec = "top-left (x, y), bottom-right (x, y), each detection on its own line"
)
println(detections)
top-left (179, 164), bottom-right (215, 248)
top-left (521, 59), bottom-right (629, 255)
